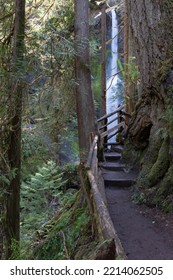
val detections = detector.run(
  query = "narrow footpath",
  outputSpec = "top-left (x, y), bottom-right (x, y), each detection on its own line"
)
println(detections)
top-left (100, 145), bottom-right (173, 260)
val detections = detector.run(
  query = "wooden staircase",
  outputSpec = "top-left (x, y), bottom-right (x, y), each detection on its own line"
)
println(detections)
top-left (100, 144), bottom-right (138, 189)
top-left (85, 106), bottom-right (138, 259)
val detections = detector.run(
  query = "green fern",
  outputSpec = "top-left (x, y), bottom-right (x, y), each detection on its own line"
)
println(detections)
top-left (21, 161), bottom-right (68, 237)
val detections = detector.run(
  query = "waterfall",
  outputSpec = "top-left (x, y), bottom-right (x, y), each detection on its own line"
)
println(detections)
top-left (106, 9), bottom-right (122, 143)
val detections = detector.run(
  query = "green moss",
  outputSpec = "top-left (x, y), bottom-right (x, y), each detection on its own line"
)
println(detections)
top-left (137, 132), bottom-right (162, 189)
top-left (131, 128), bottom-right (173, 211)
top-left (158, 58), bottom-right (173, 82)
top-left (162, 106), bottom-right (173, 137)
top-left (162, 198), bottom-right (173, 213)
top-left (156, 165), bottom-right (173, 198)
top-left (147, 165), bottom-right (173, 212)
top-left (31, 190), bottom-right (96, 260)
top-left (147, 137), bottom-right (170, 187)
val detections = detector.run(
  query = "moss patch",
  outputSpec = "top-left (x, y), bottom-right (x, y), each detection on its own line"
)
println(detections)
top-left (30, 188), bottom-right (109, 260)
top-left (155, 165), bottom-right (173, 203)
top-left (137, 131), bottom-right (163, 189)
top-left (146, 137), bottom-right (170, 187)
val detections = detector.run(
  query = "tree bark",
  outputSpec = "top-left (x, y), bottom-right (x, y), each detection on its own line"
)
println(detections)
top-left (6, 0), bottom-right (25, 259)
top-left (124, 0), bottom-right (130, 116)
top-left (124, 0), bottom-right (173, 211)
top-left (74, 0), bottom-right (97, 162)
top-left (101, 3), bottom-right (106, 117)
top-left (101, 3), bottom-right (107, 144)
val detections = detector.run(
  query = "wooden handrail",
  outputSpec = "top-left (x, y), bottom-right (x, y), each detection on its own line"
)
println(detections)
top-left (86, 135), bottom-right (98, 169)
top-left (100, 122), bottom-right (124, 139)
top-left (107, 130), bottom-right (120, 141)
top-left (122, 111), bottom-right (131, 118)
top-left (82, 106), bottom-right (131, 259)
top-left (97, 105), bottom-right (131, 142)
top-left (84, 134), bottom-right (126, 259)
top-left (97, 105), bottom-right (124, 122)
top-left (99, 116), bottom-right (119, 131)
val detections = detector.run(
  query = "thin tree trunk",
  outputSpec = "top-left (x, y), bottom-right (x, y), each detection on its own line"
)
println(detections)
top-left (101, 3), bottom-right (106, 117)
top-left (124, 0), bottom-right (130, 117)
top-left (6, 0), bottom-right (25, 259)
top-left (74, 0), bottom-right (97, 162)
top-left (101, 3), bottom-right (107, 144)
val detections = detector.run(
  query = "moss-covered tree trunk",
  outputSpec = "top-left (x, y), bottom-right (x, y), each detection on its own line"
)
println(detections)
top-left (124, 0), bottom-right (173, 212)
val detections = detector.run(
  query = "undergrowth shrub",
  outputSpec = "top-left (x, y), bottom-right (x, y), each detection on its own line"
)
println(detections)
top-left (32, 193), bottom-right (92, 260)
top-left (21, 129), bottom-right (51, 178)
top-left (20, 160), bottom-right (79, 258)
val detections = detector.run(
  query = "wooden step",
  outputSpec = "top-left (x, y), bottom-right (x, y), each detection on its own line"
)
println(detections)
top-left (104, 152), bottom-right (122, 161)
top-left (100, 162), bottom-right (125, 171)
top-left (104, 178), bottom-right (135, 188)
top-left (112, 145), bottom-right (124, 153)
top-left (104, 143), bottom-right (124, 152)
top-left (102, 170), bottom-right (138, 188)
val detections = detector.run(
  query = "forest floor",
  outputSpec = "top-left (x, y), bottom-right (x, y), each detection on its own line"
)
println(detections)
top-left (106, 186), bottom-right (173, 260)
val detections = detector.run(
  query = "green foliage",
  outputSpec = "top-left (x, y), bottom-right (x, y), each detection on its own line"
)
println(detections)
top-left (117, 58), bottom-right (124, 78)
top-left (132, 192), bottom-right (147, 205)
top-left (10, 240), bottom-right (20, 260)
top-left (21, 128), bottom-right (53, 178)
top-left (92, 63), bottom-right (101, 113)
top-left (32, 195), bottom-right (91, 260)
top-left (22, 129), bottom-right (49, 160)
top-left (125, 57), bottom-right (139, 84)
top-left (0, 168), bottom-right (17, 192)
top-left (117, 57), bottom-right (139, 83)
top-left (0, 0), bottom-right (98, 260)
top-left (20, 160), bottom-right (79, 245)
top-left (90, 41), bottom-right (101, 116)
top-left (22, 0), bottom-right (78, 167)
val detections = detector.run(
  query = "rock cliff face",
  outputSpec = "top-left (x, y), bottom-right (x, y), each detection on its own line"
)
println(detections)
top-left (124, 0), bottom-right (173, 212)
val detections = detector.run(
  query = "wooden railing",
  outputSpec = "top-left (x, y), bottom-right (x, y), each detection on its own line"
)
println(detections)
top-left (84, 106), bottom-right (131, 259)
top-left (85, 134), bottom-right (126, 259)
top-left (97, 105), bottom-right (131, 143)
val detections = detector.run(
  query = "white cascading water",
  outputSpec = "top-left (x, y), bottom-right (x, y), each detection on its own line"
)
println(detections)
top-left (106, 9), bottom-right (121, 143)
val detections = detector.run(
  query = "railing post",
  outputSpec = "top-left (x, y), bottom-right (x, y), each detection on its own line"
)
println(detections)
top-left (103, 117), bottom-right (107, 146)
top-left (97, 132), bottom-right (104, 162)
top-left (116, 105), bottom-right (124, 143)
top-left (89, 132), bottom-right (94, 148)
top-left (117, 104), bottom-right (122, 124)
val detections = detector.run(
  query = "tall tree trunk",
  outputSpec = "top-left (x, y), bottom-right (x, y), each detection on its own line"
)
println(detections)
top-left (6, 0), bottom-right (25, 259)
top-left (124, 0), bottom-right (173, 211)
top-left (101, 3), bottom-right (107, 144)
top-left (101, 3), bottom-right (106, 117)
top-left (124, 0), bottom-right (130, 116)
top-left (74, 0), bottom-right (97, 162)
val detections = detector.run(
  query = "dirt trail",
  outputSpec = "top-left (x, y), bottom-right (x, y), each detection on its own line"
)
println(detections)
top-left (101, 145), bottom-right (173, 260)
top-left (106, 186), bottom-right (173, 260)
